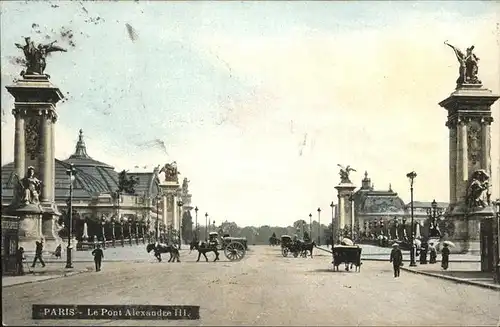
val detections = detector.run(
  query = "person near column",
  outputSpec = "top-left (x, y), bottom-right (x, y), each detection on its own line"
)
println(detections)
top-left (419, 241), bottom-right (428, 264)
top-left (428, 242), bottom-right (437, 264)
top-left (441, 243), bottom-right (450, 270)
top-left (16, 246), bottom-right (25, 275)
top-left (390, 243), bottom-right (403, 278)
top-left (91, 244), bottom-right (104, 272)
top-left (31, 238), bottom-right (46, 268)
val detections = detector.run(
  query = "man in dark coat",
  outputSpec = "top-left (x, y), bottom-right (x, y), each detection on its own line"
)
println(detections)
top-left (390, 243), bottom-right (403, 278)
top-left (16, 247), bottom-right (25, 275)
top-left (31, 238), bottom-right (46, 268)
top-left (419, 241), bottom-right (428, 264)
top-left (441, 243), bottom-right (450, 270)
top-left (91, 244), bottom-right (104, 271)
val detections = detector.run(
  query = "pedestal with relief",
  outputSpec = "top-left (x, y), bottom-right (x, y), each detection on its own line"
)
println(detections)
top-left (5, 74), bottom-right (64, 253)
top-left (334, 165), bottom-right (357, 241)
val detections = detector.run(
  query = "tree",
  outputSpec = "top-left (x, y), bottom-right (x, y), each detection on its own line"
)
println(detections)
top-left (220, 221), bottom-right (240, 236)
top-left (181, 210), bottom-right (193, 242)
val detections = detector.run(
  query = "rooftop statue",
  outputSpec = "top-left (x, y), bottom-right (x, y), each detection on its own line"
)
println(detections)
top-left (182, 177), bottom-right (190, 196)
top-left (337, 164), bottom-right (356, 184)
top-left (15, 37), bottom-right (67, 76)
top-left (159, 161), bottom-right (180, 182)
top-left (444, 41), bottom-right (481, 86)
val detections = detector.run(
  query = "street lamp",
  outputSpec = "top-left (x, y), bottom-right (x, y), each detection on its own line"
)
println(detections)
top-left (101, 216), bottom-right (106, 249)
top-left (406, 171), bottom-right (417, 267)
top-left (111, 217), bottom-right (116, 247)
top-left (426, 199), bottom-right (443, 238)
top-left (146, 219), bottom-right (151, 243)
top-left (135, 218), bottom-right (139, 245)
top-left (309, 213), bottom-right (312, 237)
top-left (308, 213), bottom-right (312, 240)
top-left (194, 206), bottom-right (199, 239)
top-left (205, 213), bottom-right (209, 241)
top-left (127, 218), bottom-right (132, 245)
top-left (65, 163), bottom-right (77, 269)
top-left (155, 194), bottom-right (161, 242)
top-left (330, 202), bottom-right (335, 245)
top-left (120, 217), bottom-right (125, 247)
top-left (317, 208), bottom-right (321, 245)
top-left (177, 200), bottom-right (184, 249)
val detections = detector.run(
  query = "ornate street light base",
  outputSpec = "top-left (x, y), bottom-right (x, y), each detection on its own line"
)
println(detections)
top-left (409, 245), bottom-right (417, 267)
top-left (65, 245), bottom-right (73, 269)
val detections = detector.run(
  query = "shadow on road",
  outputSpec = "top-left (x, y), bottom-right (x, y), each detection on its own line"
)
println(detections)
top-left (310, 268), bottom-right (360, 274)
top-left (422, 270), bottom-right (492, 280)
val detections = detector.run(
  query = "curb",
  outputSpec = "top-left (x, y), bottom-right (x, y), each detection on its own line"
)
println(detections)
top-left (361, 258), bottom-right (480, 263)
top-left (2, 269), bottom-right (91, 288)
top-left (400, 267), bottom-right (500, 291)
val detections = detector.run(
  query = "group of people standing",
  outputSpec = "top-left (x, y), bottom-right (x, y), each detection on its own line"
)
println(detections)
top-left (389, 242), bottom-right (451, 278)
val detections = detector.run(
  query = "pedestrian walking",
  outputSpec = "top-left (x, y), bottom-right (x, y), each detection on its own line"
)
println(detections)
top-left (390, 243), bottom-right (403, 278)
top-left (441, 243), bottom-right (450, 270)
top-left (31, 238), bottom-right (46, 268)
top-left (16, 247), bottom-right (25, 275)
top-left (91, 244), bottom-right (104, 272)
top-left (428, 242), bottom-right (437, 264)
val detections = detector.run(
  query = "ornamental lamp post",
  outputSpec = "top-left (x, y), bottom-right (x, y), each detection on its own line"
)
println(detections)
top-left (135, 218), bottom-right (139, 245)
top-left (205, 213), bottom-right (209, 241)
top-left (120, 217), bottom-right (125, 247)
top-left (146, 219), bottom-right (151, 243)
top-left (406, 171), bottom-right (417, 267)
top-left (65, 163), bottom-right (77, 269)
top-left (317, 207), bottom-right (321, 245)
top-left (426, 199), bottom-right (443, 238)
top-left (308, 213), bottom-right (312, 240)
top-left (127, 218), bottom-right (132, 245)
top-left (213, 220), bottom-right (216, 234)
top-left (155, 194), bottom-right (161, 242)
top-left (111, 217), bottom-right (116, 247)
top-left (330, 202), bottom-right (335, 245)
top-left (309, 213), bottom-right (312, 237)
top-left (194, 206), bottom-right (199, 239)
top-left (101, 216), bottom-right (106, 249)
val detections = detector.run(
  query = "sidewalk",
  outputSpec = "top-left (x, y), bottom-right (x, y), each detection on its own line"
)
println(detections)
top-left (401, 261), bottom-right (500, 291)
top-left (2, 262), bottom-right (94, 288)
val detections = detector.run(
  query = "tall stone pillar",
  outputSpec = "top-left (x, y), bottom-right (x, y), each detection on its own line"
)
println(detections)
top-left (6, 74), bottom-right (63, 252)
top-left (159, 181), bottom-right (180, 238)
top-left (440, 84), bottom-right (499, 258)
top-left (335, 181), bottom-right (356, 240)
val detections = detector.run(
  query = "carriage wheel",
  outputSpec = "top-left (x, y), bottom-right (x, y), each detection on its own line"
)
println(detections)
top-left (282, 247), bottom-right (289, 257)
top-left (224, 242), bottom-right (246, 262)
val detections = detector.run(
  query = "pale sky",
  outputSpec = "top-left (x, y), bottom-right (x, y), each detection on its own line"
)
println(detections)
top-left (1, 1), bottom-right (499, 227)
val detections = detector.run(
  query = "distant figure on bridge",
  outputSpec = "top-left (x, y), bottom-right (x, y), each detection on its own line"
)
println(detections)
top-left (428, 242), bottom-right (437, 264)
top-left (16, 247), bottom-right (25, 276)
top-left (92, 244), bottom-right (104, 272)
top-left (31, 238), bottom-right (46, 268)
top-left (389, 243), bottom-right (403, 278)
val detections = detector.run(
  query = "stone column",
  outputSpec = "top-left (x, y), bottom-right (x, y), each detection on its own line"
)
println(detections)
top-left (447, 121), bottom-right (457, 204)
top-left (162, 194), bottom-right (168, 226)
top-left (338, 195), bottom-right (345, 228)
top-left (38, 112), bottom-right (51, 202)
top-left (456, 119), bottom-right (468, 202)
top-left (13, 109), bottom-right (26, 178)
top-left (481, 118), bottom-right (492, 176)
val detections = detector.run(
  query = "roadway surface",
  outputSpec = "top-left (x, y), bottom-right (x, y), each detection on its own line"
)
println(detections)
top-left (3, 245), bottom-right (498, 326)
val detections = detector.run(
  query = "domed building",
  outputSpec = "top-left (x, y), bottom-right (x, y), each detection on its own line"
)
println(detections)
top-left (348, 171), bottom-right (449, 240)
top-left (1, 130), bottom-right (163, 242)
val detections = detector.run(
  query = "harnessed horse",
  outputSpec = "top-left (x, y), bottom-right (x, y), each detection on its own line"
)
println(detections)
top-left (146, 243), bottom-right (180, 262)
top-left (189, 240), bottom-right (220, 262)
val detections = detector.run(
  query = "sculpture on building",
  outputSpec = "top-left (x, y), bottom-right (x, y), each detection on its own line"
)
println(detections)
top-left (159, 161), bottom-right (180, 182)
top-left (337, 164), bottom-right (356, 184)
top-left (465, 169), bottom-right (491, 209)
top-left (15, 37), bottom-right (67, 76)
top-left (444, 41), bottom-right (481, 85)
top-left (14, 166), bottom-right (42, 205)
top-left (181, 177), bottom-right (190, 196)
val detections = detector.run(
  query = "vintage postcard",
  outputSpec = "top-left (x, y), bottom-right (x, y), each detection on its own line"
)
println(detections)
top-left (1, 1), bottom-right (499, 326)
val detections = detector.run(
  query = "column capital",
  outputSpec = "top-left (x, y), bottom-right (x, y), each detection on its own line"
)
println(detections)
top-left (480, 117), bottom-right (494, 125)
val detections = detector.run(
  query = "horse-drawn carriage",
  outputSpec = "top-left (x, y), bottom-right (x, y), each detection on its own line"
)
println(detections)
top-left (280, 235), bottom-right (315, 258)
top-left (190, 232), bottom-right (247, 262)
top-left (332, 245), bottom-right (362, 272)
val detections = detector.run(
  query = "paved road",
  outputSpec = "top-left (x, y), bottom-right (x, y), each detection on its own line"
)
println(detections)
top-left (3, 246), bottom-right (497, 326)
